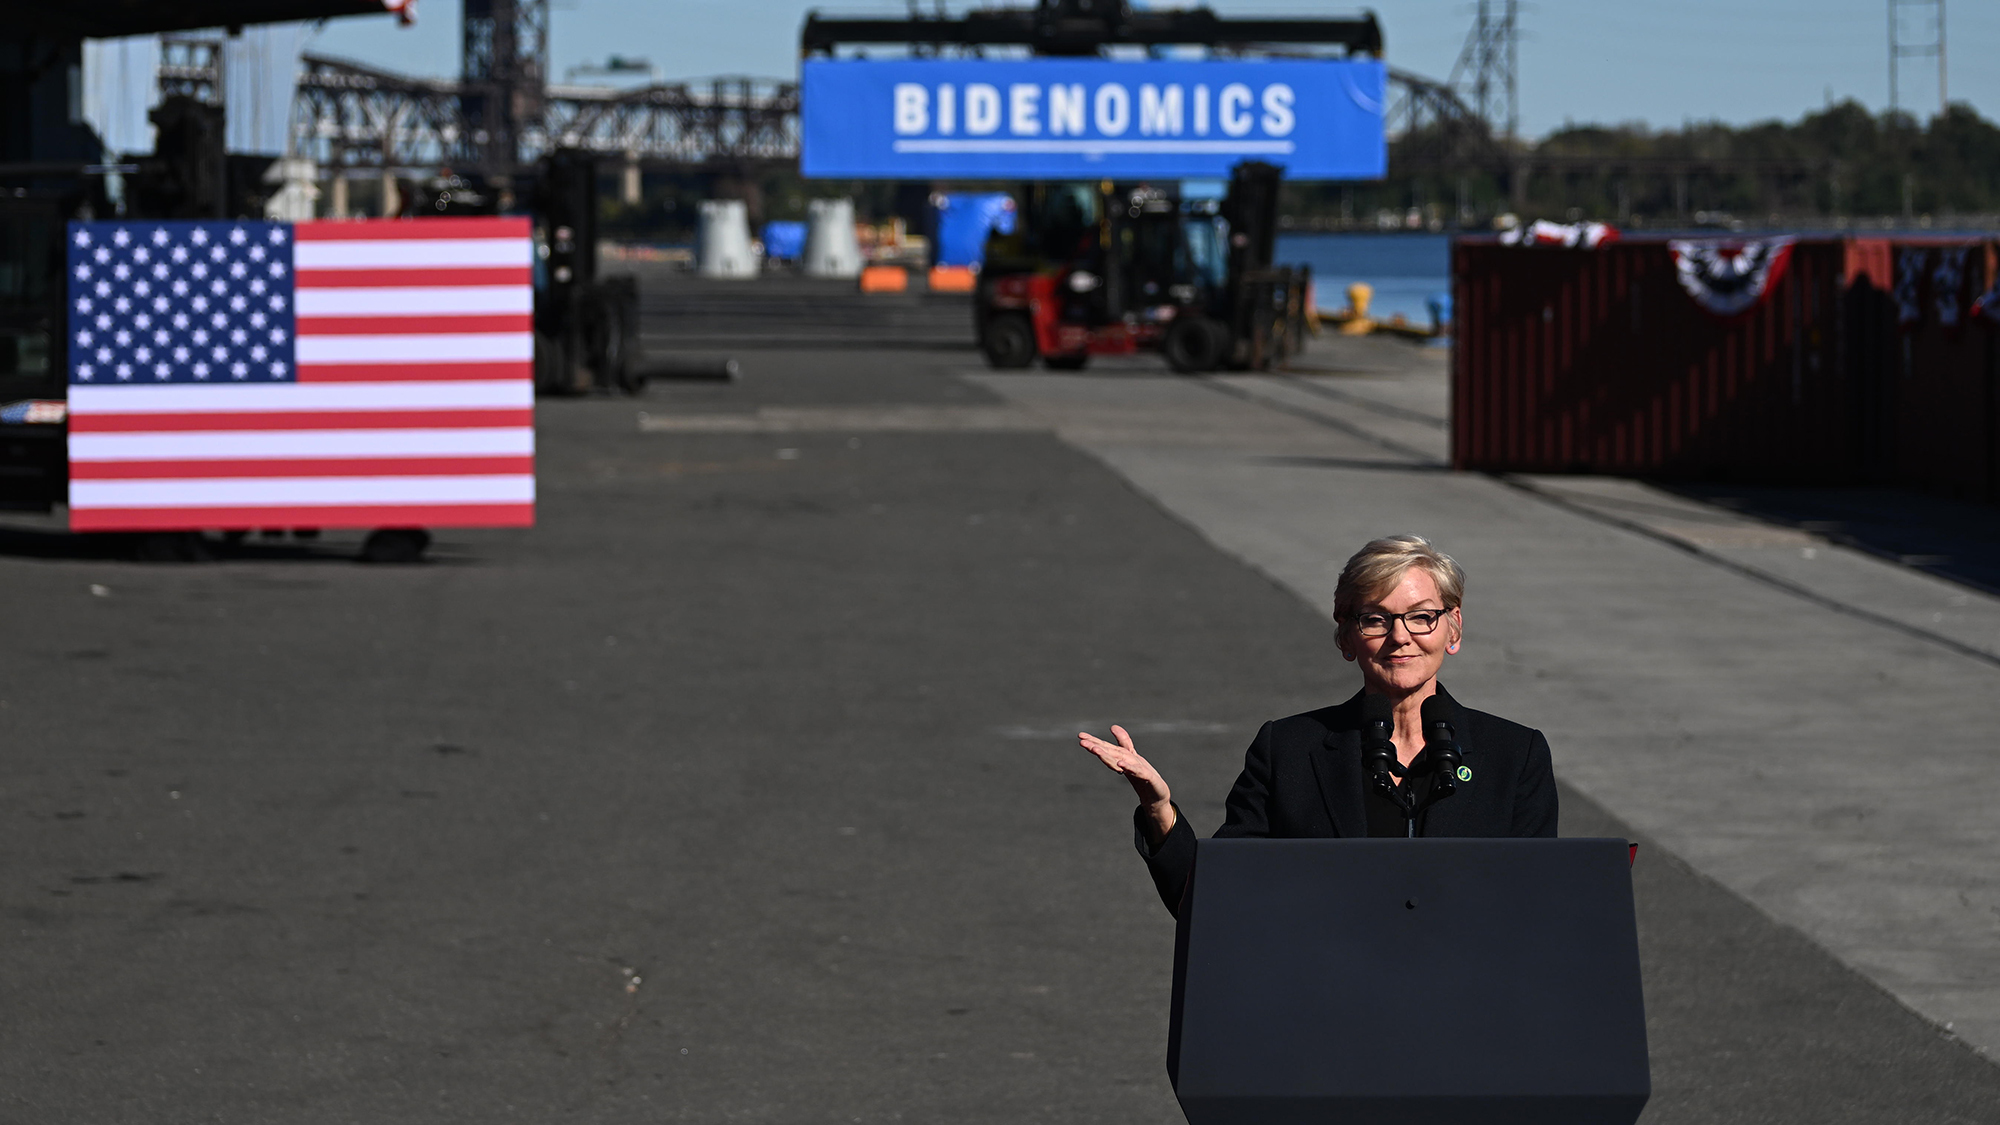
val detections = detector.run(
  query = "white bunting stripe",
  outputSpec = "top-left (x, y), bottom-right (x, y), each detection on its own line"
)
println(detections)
top-left (72, 475), bottom-right (537, 508)
top-left (294, 238), bottom-right (531, 270)
top-left (295, 332), bottom-right (534, 363)
top-left (70, 381), bottom-right (533, 414)
top-left (70, 427), bottom-right (537, 461)
top-left (294, 286), bottom-right (534, 317)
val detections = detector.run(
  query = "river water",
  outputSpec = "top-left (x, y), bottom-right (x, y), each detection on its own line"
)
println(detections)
top-left (1275, 232), bottom-right (1451, 326)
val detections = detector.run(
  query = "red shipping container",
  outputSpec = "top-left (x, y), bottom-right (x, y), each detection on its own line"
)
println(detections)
top-left (1452, 235), bottom-right (2000, 502)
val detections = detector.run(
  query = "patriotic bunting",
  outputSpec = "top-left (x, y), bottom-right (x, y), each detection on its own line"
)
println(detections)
top-left (1932, 246), bottom-right (1969, 330)
top-left (1894, 247), bottom-right (1928, 329)
top-left (1667, 237), bottom-right (1795, 317)
top-left (1973, 277), bottom-right (2000, 325)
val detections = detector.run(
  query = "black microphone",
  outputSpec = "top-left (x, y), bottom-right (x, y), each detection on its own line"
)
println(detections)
top-left (1420, 695), bottom-right (1463, 803)
top-left (1361, 693), bottom-right (1398, 799)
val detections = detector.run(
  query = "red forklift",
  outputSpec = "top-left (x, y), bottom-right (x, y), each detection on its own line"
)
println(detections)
top-left (973, 160), bottom-right (1310, 372)
top-left (801, 1), bottom-right (1372, 374)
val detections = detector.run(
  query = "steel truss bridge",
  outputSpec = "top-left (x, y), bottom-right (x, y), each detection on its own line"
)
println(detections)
top-left (289, 53), bottom-right (798, 175)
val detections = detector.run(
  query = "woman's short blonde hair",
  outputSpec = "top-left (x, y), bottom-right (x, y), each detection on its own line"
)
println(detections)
top-left (1333, 535), bottom-right (1465, 628)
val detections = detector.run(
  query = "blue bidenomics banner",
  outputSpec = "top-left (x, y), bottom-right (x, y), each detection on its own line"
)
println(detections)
top-left (801, 58), bottom-right (1385, 181)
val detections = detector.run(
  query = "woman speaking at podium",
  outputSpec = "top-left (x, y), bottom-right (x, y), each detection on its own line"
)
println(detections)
top-left (1079, 535), bottom-right (1558, 915)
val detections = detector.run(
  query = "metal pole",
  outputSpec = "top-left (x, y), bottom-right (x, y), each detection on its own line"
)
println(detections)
top-left (1938, 0), bottom-right (1947, 113)
top-left (1504, 0), bottom-right (1518, 142)
top-left (1888, 0), bottom-right (1898, 113)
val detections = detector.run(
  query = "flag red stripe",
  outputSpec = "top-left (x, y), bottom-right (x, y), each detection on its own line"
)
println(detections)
top-left (298, 362), bottom-right (531, 382)
top-left (70, 409), bottom-right (533, 433)
top-left (69, 503), bottom-right (535, 531)
top-left (69, 456), bottom-right (535, 480)
top-left (295, 217), bottom-right (531, 241)
top-left (296, 314), bottom-right (532, 335)
top-left (296, 267), bottom-right (531, 288)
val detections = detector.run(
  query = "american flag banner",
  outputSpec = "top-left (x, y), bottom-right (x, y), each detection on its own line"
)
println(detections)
top-left (65, 216), bottom-right (535, 532)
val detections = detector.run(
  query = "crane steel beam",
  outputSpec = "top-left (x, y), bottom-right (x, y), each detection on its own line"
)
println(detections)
top-left (14, 0), bottom-right (396, 39)
top-left (800, 5), bottom-right (1383, 57)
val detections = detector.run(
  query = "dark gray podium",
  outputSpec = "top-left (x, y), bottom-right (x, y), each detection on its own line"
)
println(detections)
top-left (1169, 839), bottom-right (1648, 1125)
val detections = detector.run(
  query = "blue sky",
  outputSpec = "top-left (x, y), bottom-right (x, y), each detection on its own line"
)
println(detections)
top-left (310, 0), bottom-right (1992, 139)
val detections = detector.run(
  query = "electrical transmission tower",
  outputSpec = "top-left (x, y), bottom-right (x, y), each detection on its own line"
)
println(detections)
top-left (1448, 0), bottom-right (1518, 143)
top-left (1888, 0), bottom-right (1946, 116)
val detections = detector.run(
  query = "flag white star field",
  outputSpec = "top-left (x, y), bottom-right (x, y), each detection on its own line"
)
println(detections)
top-left (65, 217), bottom-right (535, 531)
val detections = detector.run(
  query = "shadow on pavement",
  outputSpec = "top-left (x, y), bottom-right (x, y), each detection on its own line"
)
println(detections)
top-left (0, 526), bottom-right (385, 565)
top-left (1561, 781), bottom-right (2000, 1123)
top-left (1246, 455), bottom-right (1452, 474)
top-left (1663, 485), bottom-right (2000, 596)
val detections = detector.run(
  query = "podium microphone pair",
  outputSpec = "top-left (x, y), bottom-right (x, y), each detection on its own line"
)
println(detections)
top-left (1361, 694), bottom-right (1463, 835)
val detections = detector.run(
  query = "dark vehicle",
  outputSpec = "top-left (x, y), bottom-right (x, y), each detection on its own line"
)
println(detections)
top-left (974, 161), bottom-right (1311, 372)
top-left (0, 193), bottom-right (74, 511)
top-left (413, 150), bottom-right (643, 396)
top-left (524, 150), bottom-right (642, 397)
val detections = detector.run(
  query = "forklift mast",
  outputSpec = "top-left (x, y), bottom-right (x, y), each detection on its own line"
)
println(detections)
top-left (1221, 161), bottom-right (1282, 305)
top-left (526, 149), bottom-right (641, 396)
top-left (531, 149), bottom-right (599, 325)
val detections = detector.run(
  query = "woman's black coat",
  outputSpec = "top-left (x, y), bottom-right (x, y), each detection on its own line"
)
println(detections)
top-left (1137, 685), bottom-right (1558, 915)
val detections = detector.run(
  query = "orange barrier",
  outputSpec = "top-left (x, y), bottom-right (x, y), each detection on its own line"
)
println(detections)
top-left (858, 265), bottom-right (908, 293)
top-left (927, 265), bottom-right (977, 293)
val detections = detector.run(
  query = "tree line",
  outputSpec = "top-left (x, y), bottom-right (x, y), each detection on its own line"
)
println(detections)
top-left (597, 100), bottom-right (2000, 240)
top-left (1280, 100), bottom-right (2000, 229)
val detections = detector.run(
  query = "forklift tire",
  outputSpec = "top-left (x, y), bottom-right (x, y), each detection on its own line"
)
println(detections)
top-left (1164, 317), bottom-right (1228, 374)
top-left (360, 528), bottom-right (432, 564)
top-left (981, 314), bottom-right (1037, 369)
top-left (587, 281), bottom-right (646, 396)
top-left (1043, 352), bottom-right (1090, 371)
top-left (534, 331), bottom-right (571, 395)
top-left (586, 295), bottom-right (622, 393)
top-left (615, 331), bottom-right (649, 396)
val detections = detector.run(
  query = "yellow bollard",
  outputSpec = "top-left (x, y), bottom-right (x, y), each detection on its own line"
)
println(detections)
top-left (1338, 282), bottom-right (1376, 335)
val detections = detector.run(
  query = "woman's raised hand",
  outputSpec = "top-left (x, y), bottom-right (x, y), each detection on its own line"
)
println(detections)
top-left (1079, 725), bottom-right (1178, 841)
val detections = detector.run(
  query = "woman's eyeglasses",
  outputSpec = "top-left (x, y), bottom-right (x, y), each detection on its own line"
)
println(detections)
top-left (1352, 609), bottom-right (1446, 637)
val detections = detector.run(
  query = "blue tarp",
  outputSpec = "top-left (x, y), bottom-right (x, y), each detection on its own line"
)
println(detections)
top-left (933, 193), bottom-right (1017, 268)
top-left (762, 220), bottom-right (807, 261)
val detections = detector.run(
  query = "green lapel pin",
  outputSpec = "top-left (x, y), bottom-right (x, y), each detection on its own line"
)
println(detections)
top-left (1455, 765), bottom-right (1472, 783)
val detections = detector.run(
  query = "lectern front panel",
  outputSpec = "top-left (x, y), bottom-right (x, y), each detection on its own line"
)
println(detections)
top-left (1169, 838), bottom-right (1647, 1125)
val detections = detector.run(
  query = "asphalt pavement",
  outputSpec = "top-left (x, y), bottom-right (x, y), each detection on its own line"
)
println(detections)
top-left (3, 282), bottom-right (1996, 1123)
